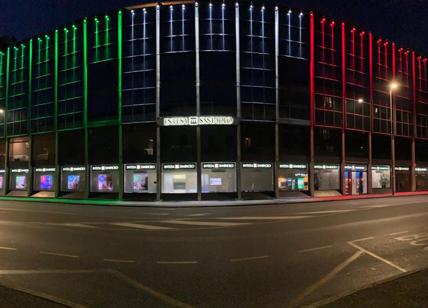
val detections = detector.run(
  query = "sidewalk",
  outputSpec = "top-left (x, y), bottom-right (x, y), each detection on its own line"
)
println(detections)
top-left (0, 191), bottom-right (428, 207)
top-left (321, 268), bottom-right (428, 307)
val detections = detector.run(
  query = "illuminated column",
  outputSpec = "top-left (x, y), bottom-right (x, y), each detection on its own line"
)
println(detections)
top-left (27, 41), bottom-right (32, 197)
top-left (341, 22), bottom-right (346, 195)
top-left (156, 5), bottom-right (161, 200)
top-left (118, 10), bottom-right (124, 200)
top-left (367, 33), bottom-right (373, 194)
top-left (83, 18), bottom-right (89, 199)
top-left (309, 12), bottom-right (315, 197)
top-left (4, 48), bottom-right (10, 195)
top-left (235, 2), bottom-right (241, 199)
top-left (54, 29), bottom-right (59, 198)
top-left (195, 2), bottom-right (202, 201)
top-left (411, 51), bottom-right (417, 192)
top-left (274, 6), bottom-right (279, 198)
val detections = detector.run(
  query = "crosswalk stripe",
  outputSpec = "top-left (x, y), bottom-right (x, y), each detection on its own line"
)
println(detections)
top-left (161, 220), bottom-right (248, 227)
top-left (109, 222), bottom-right (175, 230)
top-left (219, 216), bottom-right (311, 220)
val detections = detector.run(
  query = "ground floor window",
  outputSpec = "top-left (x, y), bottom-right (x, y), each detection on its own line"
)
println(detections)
top-left (90, 165), bottom-right (120, 193)
top-left (416, 167), bottom-right (428, 191)
top-left (371, 165), bottom-right (391, 191)
top-left (344, 165), bottom-right (367, 195)
top-left (124, 164), bottom-right (157, 194)
top-left (161, 163), bottom-right (197, 194)
top-left (201, 163), bottom-right (236, 193)
top-left (314, 165), bottom-right (340, 191)
top-left (241, 163), bottom-right (273, 192)
top-left (278, 164), bottom-right (308, 192)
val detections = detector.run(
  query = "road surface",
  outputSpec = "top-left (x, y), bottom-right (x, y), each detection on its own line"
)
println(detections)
top-left (0, 196), bottom-right (427, 307)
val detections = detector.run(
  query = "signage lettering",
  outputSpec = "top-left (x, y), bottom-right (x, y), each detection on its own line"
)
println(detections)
top-left (162, 116), bottom-right (234, 126)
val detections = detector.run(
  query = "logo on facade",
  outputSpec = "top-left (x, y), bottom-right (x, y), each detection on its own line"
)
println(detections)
top-left (162, 116), bottom-right (235, 126)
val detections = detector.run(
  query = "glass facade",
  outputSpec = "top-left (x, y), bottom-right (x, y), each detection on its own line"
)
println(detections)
top-left (0, 2), bottom-right (426, 202)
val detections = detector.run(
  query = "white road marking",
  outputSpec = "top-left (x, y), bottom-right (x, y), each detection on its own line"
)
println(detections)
top-left (349, 236), bottom-right (375, 243)
top-left (103, 258), bottom-right (136, 264)
top-left (156, 261), bottom-right (198, 265)
top-left (162, 220), bottom-right (248, 227)
top-left (40, 251), bottom-right (80, 259)
top-left (0, 246), bottom-right (17, 251)
top-left (290, 250), bottom-right (364, 306)
top-left (230, 255), bottom-right (269, 262)
top-left (298, 245), bottom-right (333, 253)
top-left (220, 216), bottom-right (311, 220)
top-left (187, 213), bottom-right (209, 217)
top-left (108, 269), bottom-right (192, 308)
top-left (348, 241), bottom-right (407, 273)
top-left (389, 231), bottom-right (409, 236)
top-left (0, 269), bottom-right (97, 275)
top-left (46, 223), bottom-right (98, 229)
top-left (298, 210), bottom-right (353, 215)
top-left (109, 222), bottom-right (174, 230)
top-left (0, 207), bottom-right (76, 216)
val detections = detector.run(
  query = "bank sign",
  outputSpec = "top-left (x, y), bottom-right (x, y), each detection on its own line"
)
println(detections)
top-left (162, 116), bottom-right (235, 126)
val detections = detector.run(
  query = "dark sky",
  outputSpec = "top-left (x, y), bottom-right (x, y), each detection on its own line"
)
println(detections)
top-left (1, 0), bottom-right (428, 55)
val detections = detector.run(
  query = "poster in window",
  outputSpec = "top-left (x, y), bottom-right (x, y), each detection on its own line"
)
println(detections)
top-left (97, 174), bottom-right (113, 192)
top-left (67, 175), bottom-right (80, 191)
top-left (16, 176), bottom-right (27, 190)
top-left (40, 175), bottom-right (53, 190)
top-left (132, 173), bottom-right (148, 193)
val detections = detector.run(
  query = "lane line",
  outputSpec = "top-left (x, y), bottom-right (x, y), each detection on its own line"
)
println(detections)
top-left (219, 216), bottom-right (311, 220)
top-left (187, 213), bottom-right (209, 217)
top-left (0, 269), bottom-right (97, 275)
top-left (0, 246), bottom-right (17, 251)
top-left (40, 251), bottom-right (80, 259)
top-left (230, 255), bottom-right (269, 262)
top-left (45, 223), bottom-right (98, 229)
top-left (297, 210), bottom-right (353, 215)
top-left (290, 250), bottom-right (364, 307)
top-left (298, 245), bottom-right (333, 253)
top-left (156, 261), bottom-right (198, 265)
top-left (108, 269), bottom-right (193, 308)
top-left (162, 220), bottom-right (248, 227)
top-left (389, 231), bottom-right (409, 236)
top-left (349, 236), bottom-right (375, 243)
top-left (347, 241), bottom-right (407, 273)
top-left (103, 258), bottom-right (136, 264)
top-left (110, 222), bottom-right (174, 230)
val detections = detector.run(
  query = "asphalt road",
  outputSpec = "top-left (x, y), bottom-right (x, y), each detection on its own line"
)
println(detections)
top-left (0, 196), bottom-right (427, 307)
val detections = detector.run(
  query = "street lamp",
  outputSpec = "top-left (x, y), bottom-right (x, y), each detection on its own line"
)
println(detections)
top-left (357, 98), bottom-right (364, 104)
top-left (389, 81), bottom-right (399, 195)
top-left (0, 109), bottom-right (4, 114)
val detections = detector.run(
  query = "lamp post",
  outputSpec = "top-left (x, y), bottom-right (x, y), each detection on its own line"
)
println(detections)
top-left (389, 81), bottom-right (399, 195)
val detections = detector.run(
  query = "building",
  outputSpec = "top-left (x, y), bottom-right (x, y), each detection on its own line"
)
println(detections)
top-left (0, 0), bottom-right (427, 202)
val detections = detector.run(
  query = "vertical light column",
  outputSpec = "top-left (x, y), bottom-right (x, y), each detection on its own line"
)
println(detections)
top-left (274, 6), bottom-right (279, 198)
top-left (27, 41), bottom-right (32, 197)
top-left (411, 51), bottom-right (417, 191)
top-left (118, 10), bottom-right (124, 200)
top-left (367, 33), bottom-right (373, 194)
top-left (83, 18), bottom-right (89, 199)
top-left (195, 2), bottom-right (202, 201)
top-left (341, 22), bottom-right (346, 195)
top-left (54, 29), bottom-right (59, 197)
top-left (4, 48), bottom-right (10, 195)
top-left (156, 5), bottom-right (161, 200)
top-left (391, 42), bottom-right (396, 194)
top-left (309, 12), bottom-right (315, 197)
top-left (235, 2), bottom-right (241, 199)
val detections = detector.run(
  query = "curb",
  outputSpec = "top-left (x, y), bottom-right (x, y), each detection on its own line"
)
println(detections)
top-left (0, 191), bottom-right (427, 208)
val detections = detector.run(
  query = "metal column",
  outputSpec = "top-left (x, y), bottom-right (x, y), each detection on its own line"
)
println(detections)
top-left (195, 2), bottom-right (202, 201)
top-left (274, 6), bottom-right (279, 199)
top-left (155, 5), bottom-right (162, 201)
